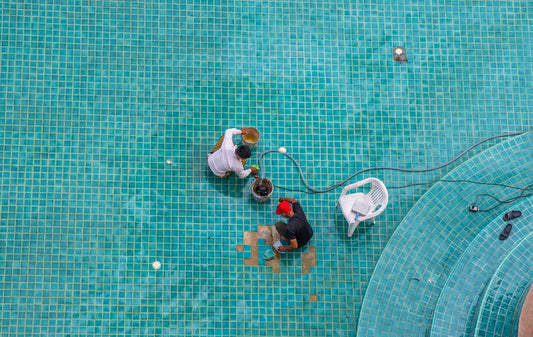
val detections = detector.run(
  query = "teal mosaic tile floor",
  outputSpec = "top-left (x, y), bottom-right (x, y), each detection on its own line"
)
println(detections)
top-left (358, 132), bottom-right (533, 337)
top-left (474, 225), bottom-right (533, 337)
top-left (430, 196), bottom-right (533, 337)
top-left (0, 1), bottom-right (532, 336)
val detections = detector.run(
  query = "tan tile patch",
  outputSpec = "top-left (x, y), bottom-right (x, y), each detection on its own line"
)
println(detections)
top-left (239, 225), bottom-right (315, 274)
top-left (301, 246), bottom-right (316, 274)
top-left (309, 294), bottom-right (318, 302)
top-left (243, 231), bottom-right (259, 266)
top-left (257, 225), bottom-right (274, 245)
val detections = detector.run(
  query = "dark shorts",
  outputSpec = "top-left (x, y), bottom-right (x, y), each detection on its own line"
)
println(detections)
top-left (275, 221), bottom-right (287, 240)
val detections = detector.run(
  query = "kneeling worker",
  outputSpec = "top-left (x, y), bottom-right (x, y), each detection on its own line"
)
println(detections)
top-left (208, 128), bottom-right (259, 178)
top-left (274, 197), bottom-right (313, 253)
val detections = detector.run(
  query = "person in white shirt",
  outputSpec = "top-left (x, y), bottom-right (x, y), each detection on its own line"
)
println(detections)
top-left (208, 128), bottom-right (260, 178)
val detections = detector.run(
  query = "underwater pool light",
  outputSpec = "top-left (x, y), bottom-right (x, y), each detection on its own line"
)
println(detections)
top-left (394, 46), bottom-right (408, 63)
top-left (152, 261), bottom-right (161, 270)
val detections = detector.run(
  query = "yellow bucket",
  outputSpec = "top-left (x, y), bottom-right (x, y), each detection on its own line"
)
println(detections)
top-left (242, 128), bottom-right (260, 146)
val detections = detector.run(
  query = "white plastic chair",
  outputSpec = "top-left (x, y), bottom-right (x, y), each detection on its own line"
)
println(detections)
top-left (336, 177), bottom-right (389, 237)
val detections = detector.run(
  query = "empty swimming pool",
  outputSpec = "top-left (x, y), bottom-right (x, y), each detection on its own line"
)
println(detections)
top-left (0, 1), bottom-right (532, 336)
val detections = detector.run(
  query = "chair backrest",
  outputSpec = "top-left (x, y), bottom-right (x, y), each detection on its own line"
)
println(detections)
top-left (368, 178), bottom-right (388, 212)
top-left (339, 177), bottom-right (389, 214)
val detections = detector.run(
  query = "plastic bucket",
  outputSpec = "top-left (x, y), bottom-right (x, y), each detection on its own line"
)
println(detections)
top-left (242, 128), bottom-right (260, 146)
top-left (251, 177), bottom-right (273, 202)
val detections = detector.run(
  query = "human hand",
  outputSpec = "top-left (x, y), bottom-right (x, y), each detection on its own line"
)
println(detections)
top-left (250, 167), bottom-right (259, 175)
top-left (279, 196), bottom-right (296, 204)
top-left (240, 128), bottom-right (249, 135)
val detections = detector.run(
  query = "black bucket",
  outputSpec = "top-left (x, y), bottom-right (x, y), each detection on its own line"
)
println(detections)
top-left (251, 177), bottom-right (273, 202)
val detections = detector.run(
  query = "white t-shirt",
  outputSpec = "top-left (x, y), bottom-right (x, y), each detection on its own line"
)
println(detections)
top-left (208, 128), bottom-right (251, 178)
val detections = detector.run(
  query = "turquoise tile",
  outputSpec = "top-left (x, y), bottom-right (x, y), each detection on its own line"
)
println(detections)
top-left (0, 0), bottom-right (533, 336)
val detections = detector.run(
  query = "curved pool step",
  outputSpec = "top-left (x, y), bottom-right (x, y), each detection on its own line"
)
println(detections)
top-left (356, 132), bottom-right (533, 337)
top-left (429, 198), bottom-right (532, 336)
top-left (472, 229), bottom-right (533, 337)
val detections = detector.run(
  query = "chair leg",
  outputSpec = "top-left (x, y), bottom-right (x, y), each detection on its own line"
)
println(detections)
top-left (347, 220), bottom-right (361, 238)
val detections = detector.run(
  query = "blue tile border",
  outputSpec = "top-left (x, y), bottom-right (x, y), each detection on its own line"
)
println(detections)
top-left (473, 231), bottom-right (533, 336)
top-left (357, 132), bottom-right (533, 337)
top-left (430, 198), bottom-right (533, 336)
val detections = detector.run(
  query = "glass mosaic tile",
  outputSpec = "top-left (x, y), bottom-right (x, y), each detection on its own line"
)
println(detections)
top-left (0, 0), bottom-right (532, 336)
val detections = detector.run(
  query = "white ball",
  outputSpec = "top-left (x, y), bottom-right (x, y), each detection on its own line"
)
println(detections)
top-left (278, 147), bottom-right (287, 154)
top-left (152, 261), bottom-right (161, 270)
top-left (166, 160), bottom-right (172, 164)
